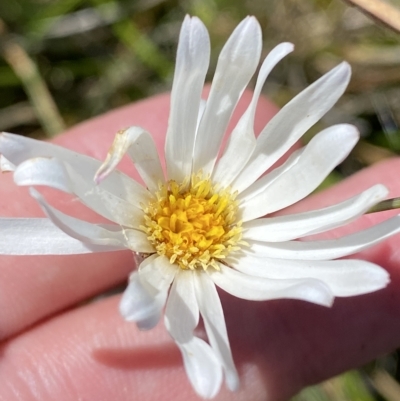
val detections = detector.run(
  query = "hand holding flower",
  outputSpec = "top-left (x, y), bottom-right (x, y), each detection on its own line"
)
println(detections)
top-left (1, 16), bottom-right (400, 401)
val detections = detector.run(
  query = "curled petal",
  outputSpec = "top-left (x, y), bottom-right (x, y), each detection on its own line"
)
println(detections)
top-left (14, 156), bottom-right (72, 193)
top-left (95, 126), bottom-right (164, 192)
top-left (211, 263), bottom-right (334, 306)
top-left (120, 254), bottom-right (176, 330)
top-left (119, 270), bottom-right (167, 330)
top-left (13, 157), bottom-right (145, 228)
top-left (0, 132), bottom-right (144, 203)
top-left (228, 253), bottom-right (389, 296)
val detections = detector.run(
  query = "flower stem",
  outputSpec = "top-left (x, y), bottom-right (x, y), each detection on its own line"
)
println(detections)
top-left (368, 198), bottom-right (400, 213)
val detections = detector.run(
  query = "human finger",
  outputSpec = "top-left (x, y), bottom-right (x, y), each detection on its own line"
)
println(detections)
top-left (0, 295), bottom-right (269, 401)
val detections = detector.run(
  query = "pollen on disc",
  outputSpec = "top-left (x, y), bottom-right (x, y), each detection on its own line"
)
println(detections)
top-left (141, 175), bottom-right (244, 270)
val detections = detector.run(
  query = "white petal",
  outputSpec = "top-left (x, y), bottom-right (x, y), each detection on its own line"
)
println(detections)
top-left (210, 263), bottom-right (333, 306)
top-left (13, 157), bottom-right (145, 228)
top-left (119, 270), bottom-right (167, 330)
top-left (232, 62), bottom-right (352, 192)
top-left (165, 16), bottom-right (210, 182)
top-left (228, 253), bottom-right (389, 296)
top-left (0, 132), bottom-right (147, 204)
top-left (121, 229), bottom-right (155, 253)
top-left (94, 126), bottom-right (164, 192)
top-left (30, 187), bottom-right (129, 249)
top-left (197, 99), bottom-right (207, 129)
top-left (0, 218), bottom-right (118, 254)
top-left (165, 270), bottom-right (199, 343)
top-left (193, 17), bottom-right (262, 177)
top-left (212, 42), bottom-right (294, 187)
top-left (248, 146), bottom-right (305, 189)
top-left (62, 167), bottom-right (145, 227)
top-left (242, 184), bottom-right (388, 242)
top-left (138, 254), bottom-right (176, 295)
top-left (136, 310), bottom-right (164, 331)
top-left (239, 124), bottom-right (359, 221)
top-left (14, 156), bottom-right (73, 193)
top-left (121, 255), bottom-right (175, 330)
top-left (194, 273), bottom-right (239, 391)
top-left (178, 337), bottom-right (223, 399)
top-left (246, 214), bottom-right (400, 260)
top-left (164, 270), bottom-right (223, 398)
top-left (0, 154), bottom-right (15, 172)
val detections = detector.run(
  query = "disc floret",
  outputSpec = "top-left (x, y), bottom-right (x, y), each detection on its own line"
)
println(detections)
top-left (141, 175), bottom-right (243, 270)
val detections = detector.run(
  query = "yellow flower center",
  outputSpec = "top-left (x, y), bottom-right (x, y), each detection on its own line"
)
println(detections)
top-left (141, 176), bottom-right (243, 270)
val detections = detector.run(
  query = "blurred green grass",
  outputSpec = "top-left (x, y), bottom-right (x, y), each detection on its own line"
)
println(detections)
top-left (1, 0), bottom-right (400, 399)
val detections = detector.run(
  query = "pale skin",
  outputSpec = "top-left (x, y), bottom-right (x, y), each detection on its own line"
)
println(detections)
top-left (1, 90), bottom-right (400, 401)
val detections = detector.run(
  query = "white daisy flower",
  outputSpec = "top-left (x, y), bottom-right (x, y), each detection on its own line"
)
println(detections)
top-left (0, 15), bottom-right (399, 399)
